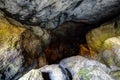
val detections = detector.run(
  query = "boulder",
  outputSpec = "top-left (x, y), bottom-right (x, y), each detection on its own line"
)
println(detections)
top-left (86, 16), bottom-right (120, 51)
top-left (19, 65), bottom-right (68, 80)
top-left (40, 65), bottom-right (68, 80)
top-left (60, 56), bottom-right (113, 80)
top-left (99, 36), bottom-right (120, 68)
top-left (0, 10), bottom-right (48, 79)
top-left (86, 17), bottom-right (120, 80)
top-left (0, 0), bottom-right (120, 29)
top-left (19, 56), bottom-right (116, 80)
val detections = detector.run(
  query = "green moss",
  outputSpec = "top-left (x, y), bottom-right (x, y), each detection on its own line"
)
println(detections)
top-left (78, 68), bottom-right (92, 80)
top-left (105, 57), bottom-right (115, 66)
top-left (110, 71), bottom-right (120, 80)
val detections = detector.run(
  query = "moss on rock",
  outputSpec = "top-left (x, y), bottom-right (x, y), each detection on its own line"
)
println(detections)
top-left (86, 17), bottom-right (120, 51)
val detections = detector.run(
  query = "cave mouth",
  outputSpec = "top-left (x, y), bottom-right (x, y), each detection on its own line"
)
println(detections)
top-left (44, 21), bottom-right (99, 64)
top-left (1, 8), bottom-right (119, 65)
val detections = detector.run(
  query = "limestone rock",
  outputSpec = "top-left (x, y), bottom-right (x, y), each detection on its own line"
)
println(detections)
top-left (19, 56), bottom-right (120, 80)
top-left (60, 56), bottom-right (113, 80)
top-left (86, 16), bottom-right (120, 51)
top-left (19, 69), bottom-right (44, 80)
top-left (99, 36), bottom-right (120, 68)
top-left (40, 65), bottom-right (68, 80)
top-left (19, 65), bottom-right (68, 80)
top-left (0, 14), bottom-right (25, 80)
top-left (95, 36), bottom-right (120, 80)
top-left (0, 11), bottom-right (48, 80)
top-left (0, 0), bottom-right (120, 29)
top-left (86, 17), bottom-right (120, 80)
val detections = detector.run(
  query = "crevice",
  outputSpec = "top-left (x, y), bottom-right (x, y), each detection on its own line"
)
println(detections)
top-left (42, 72), bottom-right (51, 80)
top-left (65, 68), bottom-right (72, 80)
top-left (73, 0), bottom-right (83, 9)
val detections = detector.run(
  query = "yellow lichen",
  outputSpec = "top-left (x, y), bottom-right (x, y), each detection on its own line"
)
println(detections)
top-left (0, 16), bottom-right (25, 49)
top-left (86, 21), bottom-right (120, 51)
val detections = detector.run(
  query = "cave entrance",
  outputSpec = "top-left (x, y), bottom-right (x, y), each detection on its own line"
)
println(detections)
top-left (44, 21), bottom-right (98, 64)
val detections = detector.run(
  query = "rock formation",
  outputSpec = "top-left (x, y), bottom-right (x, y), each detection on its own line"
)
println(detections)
top-left (86, 16), bottom-right (120, 52)
top-left (19, 69), bottom-right (44, 80)
top-left (0, 0), bottom-right (120, 80)
top-left (0, 10), bottom-right (50, 80)
top-left (19, 56), bottom-right (117, 80)
top-left (0, 0), bottom-right (120, 29)
top-left (86, 16), bottom-right (120, 79)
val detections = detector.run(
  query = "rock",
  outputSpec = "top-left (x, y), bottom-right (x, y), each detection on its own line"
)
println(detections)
top-left (110, 70), bottom-right (120, 80)
top-left (19, 69), bottom-right (44, 80)
top-left (40, 65), bottom-right (68, 80)
top-left (0, 14), bottom-right (25, 80)
top-left (0, 0), bottom-right (120, 29)
top-left (99, 36), bottom-right (120, 68)
top-left (86, 17), bottom-right (120, 80)
top-left (19, 56), bottom-right (119, 80)
top-left (86, 16), bottom-right (120, 51)
top-left (103, 36), bottom-right (120, 49)
top-left (19, 65), bottom-right (68, 80)
top-left (97, 36), bottom-right (120, 80)
top-left (60, 56), bottom-right (113, 80)
top-left (0, 11), bottom-right (48, 79)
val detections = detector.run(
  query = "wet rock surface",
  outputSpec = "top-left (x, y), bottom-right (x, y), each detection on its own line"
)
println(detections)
top-left (0, 0), bottom-right (120, 29)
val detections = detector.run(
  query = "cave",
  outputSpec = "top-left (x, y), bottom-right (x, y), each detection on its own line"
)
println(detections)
top-left (0, 0), bottom-right (120, 80)
top-left (44, 21), bottom-right (97, 64)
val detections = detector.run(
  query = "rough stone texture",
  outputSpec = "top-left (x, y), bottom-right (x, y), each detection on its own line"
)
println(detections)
top-left (60, 56), bottom-right (113, 80)
top-left (0, 0), bottom-right (120, 29)
top-left (0, 11), bottom-right (49, 80)
top-left (0, 0), bottom-right (120, 80)
top-left (110, 70), bottom-right (120, 80)
top-left (98, 37), bottom-right (120, 68)
top-left (86, 16), bottom-right (120, 80)
top-left (0, 13), bottom-right (25, 80)
top-left (86, 16), bottom-right (120, 52)
top-left (19, 69), bottom-right (44, 80)
top-left (19, 56), bottom-right (117, 80)
top-left (19, 65), bottom-right (68, 80)
top-left (91, 36), bottom-right (120, 80)
top-left (40, 65), bottom-right (68, 80)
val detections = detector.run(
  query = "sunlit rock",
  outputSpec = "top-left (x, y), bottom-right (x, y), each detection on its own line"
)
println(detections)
top-left (86, 17), bottom-right (120, 80)
top-left (98, 37), bottom-right (120, 68)
top-left (40, 64), bottom-right (68, 80)
top-left (19, 69), bottom-right (44, 80)
top-left (19, 64), bottom-right (68, 80)
top-left (60, 56), bottom-right (113, 80)
top-left (19, 56), bottom-right (119, 80)
top-left (86, 17), bottom-right (120, 51)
